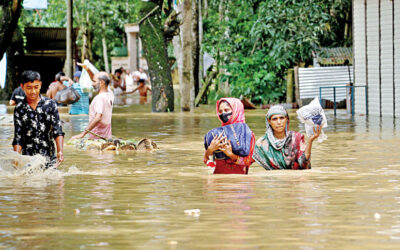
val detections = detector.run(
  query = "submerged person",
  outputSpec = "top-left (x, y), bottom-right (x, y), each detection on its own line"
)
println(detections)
top-left (123, 78), bottom-right (152, 97)
top-left (12, 70), bottom-right (64, 167)
top-left (71, 64), bottom-right (114, 140)
top-left (252, 105), bottom-right (321, 170)
top-left (46, 71), bottom-right (68, 100)
top-left (112, 68), bottom-right (125, 95)
top-left (69, 71), bottom-right (89, 115)
top-left (203, 98), bottom-right (255, 174)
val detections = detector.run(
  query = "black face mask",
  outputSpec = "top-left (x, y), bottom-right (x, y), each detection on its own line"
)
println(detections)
top-left (219, 112), bottom-right (232, 123)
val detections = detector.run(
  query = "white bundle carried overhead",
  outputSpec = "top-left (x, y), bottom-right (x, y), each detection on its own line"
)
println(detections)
top-left (79, 60), bottom-right (99, 93)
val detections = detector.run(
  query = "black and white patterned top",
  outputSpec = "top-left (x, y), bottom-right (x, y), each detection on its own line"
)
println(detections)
top-left (12, 95), bottom-right (64, 161)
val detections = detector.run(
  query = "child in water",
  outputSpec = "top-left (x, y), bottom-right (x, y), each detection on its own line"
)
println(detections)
top-left (124, 79), bottom-right (151, 97)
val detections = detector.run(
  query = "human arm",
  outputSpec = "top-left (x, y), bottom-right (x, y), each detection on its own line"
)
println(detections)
top-left (46, 87), bottom-right (53, 99)
top-left (70, 113), bottom-right (103, 139)
top-left (50, 101), bottom-right (65, 165)
top-left (122, 87), bottom-right (138, 95)
top-left (305, 125), bottom-right (321, 160)
top-left (60, 76), bottom-right (74, 87)
top-left (9, 90), bottom-right (17, 105)
top-left (77, 62), bottom-right (95, 82)
top-left (147, 86), bottom-right (152, 94)
top-left (12, 106), bottom-right (24, 153)
top-left (55, 136), bottom-right (64, 167)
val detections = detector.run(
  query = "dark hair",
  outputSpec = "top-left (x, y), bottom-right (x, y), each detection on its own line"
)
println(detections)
top-left (21, 70), bottom-right (41, 84)
top-left (138, 78), bottom-right (145, 83)
top-left (114, 69), bottom-right (122, 74)
top-left (55, 71), bottom-right (65, 81)
top-left (98, 74), bottom-right (110, 86)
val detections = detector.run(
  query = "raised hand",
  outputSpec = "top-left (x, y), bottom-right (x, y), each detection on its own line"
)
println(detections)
top-left (309, 125), bottom-right (322, 142)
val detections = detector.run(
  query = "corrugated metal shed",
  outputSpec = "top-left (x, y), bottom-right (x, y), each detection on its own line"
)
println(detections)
top-left (366, 0), bottom-right (380, 116)
top-left (353, 0), bottom-right (367, 116)
top-left (395, 2), bottom-right (400, 116)
top-left (299, 66), bottom-right (353, 102)
top-left (317, 47), bottom-right (353, 66)
top-left (381, 0), bottom-right (394, 116)
top-left (353, 0), bottom-right (400, 117)
top-left (24, 27), bottom-right (79, 57)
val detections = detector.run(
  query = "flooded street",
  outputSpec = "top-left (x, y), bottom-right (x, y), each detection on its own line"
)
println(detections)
top-left (1, 97), bottom-right (400, 249)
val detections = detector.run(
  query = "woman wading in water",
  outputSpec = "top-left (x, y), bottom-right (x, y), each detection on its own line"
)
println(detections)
top-left (253, 105), bottom-right (321, 170)
top-left (204, 98), bottom-right (255, 174)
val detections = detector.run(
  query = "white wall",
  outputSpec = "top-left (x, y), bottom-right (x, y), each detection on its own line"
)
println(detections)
top-left (353, 0), bottom-right (399, 117)
top-left (395, 1), bottom-right (400, 116)
top-left (353, 0), bottom-right (367, 115)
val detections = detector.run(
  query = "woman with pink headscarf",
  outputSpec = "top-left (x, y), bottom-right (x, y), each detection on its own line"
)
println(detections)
top-left (204, 98), bottom-right (255, 174)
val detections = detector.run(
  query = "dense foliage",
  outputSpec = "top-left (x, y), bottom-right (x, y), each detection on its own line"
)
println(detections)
top-left (19, 0), bottom-right (141, 70)
top-left (203, 0), bottom-right (352, 104)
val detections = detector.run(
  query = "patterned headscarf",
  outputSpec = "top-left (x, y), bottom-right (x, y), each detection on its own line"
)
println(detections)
top-left (266, 105), bottom-right (289, 150)
top-left (216, 98), bottom-right (245, 126)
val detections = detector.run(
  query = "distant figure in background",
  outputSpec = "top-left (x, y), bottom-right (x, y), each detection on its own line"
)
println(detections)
top-left (46, 71), bottom-right (72, 101)
top-left (124, 78), bottom-right (151, 97)
top-left (112, 68), bottom-right (125, 95)
top-left (69, 71), bottom-right (89, 115)
top-left (132, 68), bottom-right (149, 85)
top-left (124, 69), bottom-right (135, 92)
top-left (9, 86), bottom-right (25, 106)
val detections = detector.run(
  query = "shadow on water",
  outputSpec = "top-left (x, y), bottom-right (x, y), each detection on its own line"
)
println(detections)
top-left (0, 96), bottom-right (400, 248)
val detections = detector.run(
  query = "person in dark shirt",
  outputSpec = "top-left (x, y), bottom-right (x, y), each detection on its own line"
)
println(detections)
top-left (9, 86), bottom-right (26, 106)
top-left (12, 70), bottom-right (65, 168)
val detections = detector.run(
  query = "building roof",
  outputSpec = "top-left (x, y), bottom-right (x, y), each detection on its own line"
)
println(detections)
top-left (317, 47), bottom-right (353, 66)
top-left (24, 27), bottom-right (79, 57)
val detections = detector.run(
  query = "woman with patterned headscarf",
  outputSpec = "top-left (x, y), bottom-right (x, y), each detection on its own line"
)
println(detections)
top-left (253, 105), bottom-right (321, 170)
top-left (204, 98), bottom-right (255, 174)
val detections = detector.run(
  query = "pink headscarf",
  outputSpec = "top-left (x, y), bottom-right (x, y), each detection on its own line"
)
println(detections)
top-left (216, 98), bottom-right (245, 126)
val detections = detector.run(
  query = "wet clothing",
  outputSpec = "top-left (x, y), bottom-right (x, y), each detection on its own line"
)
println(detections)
top-left (69, 83), bottom-right (89, 115)
top-left (253, 131), bottom-right (310, 170)
top-left (204, 98), bottom-right (255, 174)
top-left (12, 96), bottom-right (64, 162)
top-left (10, 86), bottom-right (25, 105)
top-left (253, 105), bottom-right (310, 170)
top-left (89, 90), bottom-right (114, 139)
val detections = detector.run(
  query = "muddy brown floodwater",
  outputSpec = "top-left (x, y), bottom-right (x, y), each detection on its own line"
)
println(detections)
top-left (0, 96), bottom-right (400, 249)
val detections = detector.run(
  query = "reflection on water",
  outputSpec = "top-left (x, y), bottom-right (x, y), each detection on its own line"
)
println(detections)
top-left (1, 96), bottom-right (400, 248)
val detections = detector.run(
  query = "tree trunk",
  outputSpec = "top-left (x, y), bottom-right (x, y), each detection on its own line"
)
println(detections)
top-left (180, 0), bottom-right (196, 111)
top-left (102, 19), bottom-right (110, 73)
top-left (0, 26), bottom-right (23, 100)
top-left (81, 11), bottom-right (93, 62)
top-left (0, 0), bottom-right (23, 56)
top-left (193, 0), bottom-right (200, 99)
top-left (198, 0), bottom-right (203, 93)
top-left (139, 1), bottom-right (174, 112)
top-left (66, 0), bottom-right (73, 78)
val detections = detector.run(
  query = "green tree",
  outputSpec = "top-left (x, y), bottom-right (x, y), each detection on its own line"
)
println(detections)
top-left (203, 0), bottom-right (352, 104)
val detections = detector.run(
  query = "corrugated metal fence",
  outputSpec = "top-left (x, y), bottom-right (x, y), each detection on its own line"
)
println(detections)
top-left (299, 66), bottom-right (353, 102)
